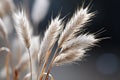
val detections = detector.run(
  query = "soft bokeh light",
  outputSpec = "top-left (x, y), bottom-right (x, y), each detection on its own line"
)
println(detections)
top-left (96, 53), bottom-right (119, 75)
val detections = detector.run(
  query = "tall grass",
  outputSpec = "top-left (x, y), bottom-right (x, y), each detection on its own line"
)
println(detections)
top-left (0, 1), bottom-right (100, 80)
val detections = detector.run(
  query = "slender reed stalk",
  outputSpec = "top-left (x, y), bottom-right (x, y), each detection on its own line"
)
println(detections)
top-left (28, 48), bottom-right (32, 80)
top-left (38, 16), bottom-right (63, 80)
top-left (5, 53), bottom-right (10, 80)
top-left (45, 47), bottom-right (59, 80)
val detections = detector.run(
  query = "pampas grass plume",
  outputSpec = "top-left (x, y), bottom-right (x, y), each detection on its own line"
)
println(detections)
top-left (53, 34), bottom-right (98, 66)
top-left (58, 7), bottom-right (94, 47)
top-left (38, 16), bottom-right (63, 64)
top-left (13, 9), bottom-right (31, 49)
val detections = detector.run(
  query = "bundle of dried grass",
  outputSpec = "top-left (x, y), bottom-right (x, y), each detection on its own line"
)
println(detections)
top-left (44, 6), bottom-right (98, 80)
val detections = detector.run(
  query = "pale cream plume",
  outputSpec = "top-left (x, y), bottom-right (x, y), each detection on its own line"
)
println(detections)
top-left (13, 9), bottom-right (31, 49)
top-left (53, 34), bottom-right (98, 66)
top-left (53, 49), bottom-right (85, 66)
top-left (58, 7), bottom-right (94, 47)
top-left (13, 8), bottom-right (33, 80)
top-left (61, 34), bottom-right (98, 53)
top-left (38, 16), bottom-right (63, 65)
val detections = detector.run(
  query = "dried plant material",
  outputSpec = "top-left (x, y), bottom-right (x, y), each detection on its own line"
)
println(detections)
top-left (38, 17), bottom-right (63, 80)
top-left (23, 72), bottom-right (54, 80)
top-left (53, 34), bottom-right (98, 66)
top-left (23, 72), bottom-right (37, 80)
top-left (0, 18), bottom-right (7, 39)
top-left (61, 34), bottom-right (98, 53)
top-left (0, 47), bottom-right (10, 53)
top-left (0, 66), bottom-right (12, 79)
top-left (15, 36), bottom-right (40, 72)
top-left (0, 0), bottom-right (14, 17)
top-left (45, 6), bottom-right (97, 79)
top-left (13, 8), bottom-right (33, 80)
top-left (5, 53), bottom-right (10, 80)
top-left (53, 49), bottom-right (85, 66)
top-left (0, 1), bottom-right (102, 80)
top-left (39, 72), bottom-right (54, 80)
top-left (58, 7), bottom-right (94, 47)
top-left (13, 68), bottom-right (19, 80)
top-left (38, 16), bottom-right (63, 65)
top-left (42, 73), bottom-right (54, 80)
top-left (23, 72), bottom-right (31, 80)
top-left (13, 9), bottom-right (31, 49)
top-left (31, 0), bottom-right (50, 25)
top-left (14, 36), bottom-right (40, 80)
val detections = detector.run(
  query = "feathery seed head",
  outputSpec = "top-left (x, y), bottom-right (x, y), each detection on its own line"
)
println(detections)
top-left (38, 16), bottom-right (63, 64)
top-left (53, 49), bottom-right (85, 66)
top-left (13, 9), bottom-right (31, 48)
top-left (58, 6), bottom-right (94, 47)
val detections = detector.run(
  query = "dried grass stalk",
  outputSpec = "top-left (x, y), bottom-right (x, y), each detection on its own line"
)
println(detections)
top-left (15, 36), bottom-right (40, 72)
top-left (38, 16), bottom-right (63, 65)
top-left (38, 16), bottom-right (63, 80)
top-left (13, 9), bottom-right (31, 49)
top-left (0, 18), bottom-right (7, 39)
top-left (61, 34), bottom-right (98, 53)
top-left (0, 47), bottom-right (10, 53)
top-left (45, 6), bottom-right (96, 80)
top-left (53, 34), bottom-right (98, 66)
top-left (13, 8), bottom-right (33, 80)
top-left (5, 53), bottom-right (10, 80)
top-left (53, 49), bottom-right (85, 66)
top-left (58, 7), bottom-right (94, 47)
top-left (23, 72), bottom-right (37, 80)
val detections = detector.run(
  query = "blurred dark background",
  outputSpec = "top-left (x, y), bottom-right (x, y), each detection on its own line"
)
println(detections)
top-left (33, 0), bottom-right (120, 80)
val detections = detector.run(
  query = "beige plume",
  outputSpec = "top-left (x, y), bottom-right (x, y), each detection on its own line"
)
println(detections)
top-left (13, 9), bottom-right (31, 49)
top-left (58, 7), bottom-right (94, 47)
top-left (38, 16), bottom-right (63, 65)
